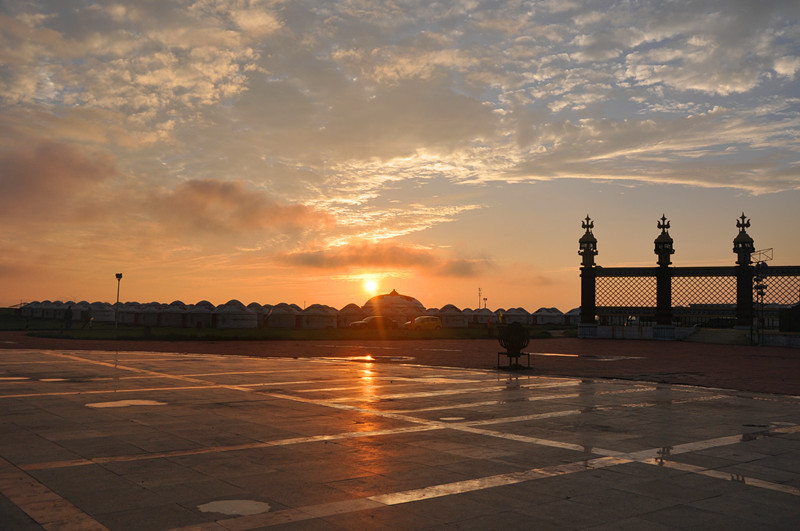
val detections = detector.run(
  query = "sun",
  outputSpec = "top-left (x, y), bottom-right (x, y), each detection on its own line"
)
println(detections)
top-left (364, 279), bottom-right (378, 295)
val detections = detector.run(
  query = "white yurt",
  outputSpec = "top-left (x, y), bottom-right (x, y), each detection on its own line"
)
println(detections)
top-left (247, 303), bottom-right (268, 328)
top-left (160, 301), bottom-right (187, 327)
top-left (362, 289), bottom-right (426, 325)
top-left (52, 301), bottom-right (70, 320)
top-left (90, 302), bottom-right (115, 323)
top-left (29, 301), bottom-right (44, 319)
top-left (564, 307), bottom-right (581, 325)
top-left (137, 303), bottom-right (161, 327)
top-left (338, 303), bottom-right (364, 328)
top-left (504, 307), bottom-right (531, 325)
top-left (41, 301), bottom-right (56, 320)
top-left (186, 303), bottom-right (213, 329)
top-left (462, 308), bottom-right (475, 325)
top-left (116, 302), bottom-right (140, 325)
top-left (439, 304), bottom-right (468, 328)
top-left (74, 301), bottom-right (92, 324)
top-left (266, 303), bottom-right (300, 328)
top-left (20, 302), bottom-right (34, 318)
top-left (301, 304), bottom-right (339, 329)
top-left (214, 300), bottom-right (257, 329)
top-left (472, 307), bottom-right (495, 325)
top-left (195, 300), bottom-right (216, 311)
top-left (532, 307), bottom-right (565, 325)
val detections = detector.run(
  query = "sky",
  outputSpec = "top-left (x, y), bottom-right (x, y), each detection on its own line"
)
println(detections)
top-left (1, 0), bottom-right (799, 312)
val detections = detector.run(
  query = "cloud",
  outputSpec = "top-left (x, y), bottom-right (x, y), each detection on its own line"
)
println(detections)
top-left (284, 241), bottom-right (488, 277)
top-left (149, 179), bottom-right (335, 236)
top-left (0, 141), bottom-right (116, 218)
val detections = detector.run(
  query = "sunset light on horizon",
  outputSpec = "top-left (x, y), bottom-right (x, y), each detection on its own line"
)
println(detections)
top-left (1, 1), bottom-right (799, 312)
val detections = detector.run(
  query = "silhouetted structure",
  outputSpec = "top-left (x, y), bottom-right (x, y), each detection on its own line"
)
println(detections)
top-left (497, 322), bottom-right (530, 368)
top-left (579, 214), bottom-right (800, 341)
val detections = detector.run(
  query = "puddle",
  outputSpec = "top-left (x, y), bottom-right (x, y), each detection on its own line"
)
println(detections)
top-left (439, 417), bottom-right (465, 421)
top-left (313, 355), bottom-right (415, 362)
top-left (529, 353), bottom-right (644, 361)
top-left (86, 399), bottom-right (166, 408)
top-left (0, 376), bottom-right (29, 380)
top-left (394, 377), bottom-right (479, 384)
top-left (197, 500), bottom-right (271, 516)
top-left (40, 378), bottom-right (67, 382)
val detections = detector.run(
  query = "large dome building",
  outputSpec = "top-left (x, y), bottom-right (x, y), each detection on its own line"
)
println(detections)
top-left (362, 289), bottom-right (427, 325)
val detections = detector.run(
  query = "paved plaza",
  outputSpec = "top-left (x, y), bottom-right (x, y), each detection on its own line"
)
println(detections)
top-left (1, 347), bottom-right (799, 530)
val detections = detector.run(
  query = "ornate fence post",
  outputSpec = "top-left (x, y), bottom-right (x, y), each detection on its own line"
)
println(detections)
top-left (654, 215), bottom-right (674, 327)
top-left (578, 216), bottom-right (598, 337)
top-left (733, 213), bottom-right (755, 329)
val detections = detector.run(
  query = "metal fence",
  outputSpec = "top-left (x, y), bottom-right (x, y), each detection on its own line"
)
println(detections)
top-left (594, 265), bottom-right (800, 329)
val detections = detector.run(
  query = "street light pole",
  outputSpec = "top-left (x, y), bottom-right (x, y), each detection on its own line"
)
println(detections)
top-left (115, 273), bottom-right (122, 327)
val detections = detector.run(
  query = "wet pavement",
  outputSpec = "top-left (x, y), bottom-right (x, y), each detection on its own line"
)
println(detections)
top-left (1, 348), bottom-right (799, 530)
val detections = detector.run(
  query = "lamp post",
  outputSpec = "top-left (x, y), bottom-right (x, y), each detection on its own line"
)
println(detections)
top-left (115, 273), bottom-right (122, 327)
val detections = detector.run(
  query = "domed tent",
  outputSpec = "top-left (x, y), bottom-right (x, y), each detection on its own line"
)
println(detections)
top-left (20, 302), bottom-right (34, 318)
top-left (52, 301), bottom-right (69, 321)
top-left (117, 302), bottom-right (140, 325)
top-left (472, 307), bottom-right (495, 325)
top-left (266, 303), bottom-right (300, 328)
top-left (90, 302), bottom-right (115, 323)
top-left (362, 289), bottom-right (426, 325)
top-left (186, 302), bottom-right (213, 329)
top-left (29, 301), bottom-right (44, 319)
top-left (195, 300), bottom-right (216, 311)
top-left (247, 303), bottom-right (268, 328)
top-left (564, 307), bottom-right (581, 325)
top-left (214, 300), bottom-right (257, 329)
top-left (160, 301), bottom-right (187, 327)
top-left (532, 307), bottom-right (565, 325)
top-left (504, 307), bottom-right (531, 325)
top-left (41, 301), bottom-right (56, 320)
top-left (338, 303), bottom-right (364, 328)
top-left (137, 303), bottom-right (161, 327)
top-left (301, 304), bottom-right (338, 329)
top-left (74, 301), bottom-right (91, 324)
top-left (439, 304), bottom-right (468, 328)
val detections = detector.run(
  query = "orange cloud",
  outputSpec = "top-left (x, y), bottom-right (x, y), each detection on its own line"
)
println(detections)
top-left (0, 141), bottom-right (116, 218)
top-left (150, 179), bottom-right (335, 235)
top-left (284, 241), bottom-right (488, 277)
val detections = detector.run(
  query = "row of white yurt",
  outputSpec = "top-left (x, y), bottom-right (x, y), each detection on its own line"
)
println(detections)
top-left (19, 297), bottom-right (566, 329)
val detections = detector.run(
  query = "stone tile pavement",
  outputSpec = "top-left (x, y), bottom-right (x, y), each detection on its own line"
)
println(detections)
top-left (0, 348), bottom-right (798, 530)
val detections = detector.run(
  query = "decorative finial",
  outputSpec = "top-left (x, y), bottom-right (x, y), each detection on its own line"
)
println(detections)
top-left (582, 215), bottom-right (594, 233)
top-left (737, 212), bottom-right (750, 232)
top-left (657, 214), bottom-right (670, 233)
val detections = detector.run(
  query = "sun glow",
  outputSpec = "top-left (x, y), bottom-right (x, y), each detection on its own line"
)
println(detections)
top-left (364, 279), bottom-right (378, 295)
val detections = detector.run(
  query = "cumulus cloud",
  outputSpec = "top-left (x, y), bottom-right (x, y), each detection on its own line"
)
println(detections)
top-left (284, 241), bottom-right (488, 277)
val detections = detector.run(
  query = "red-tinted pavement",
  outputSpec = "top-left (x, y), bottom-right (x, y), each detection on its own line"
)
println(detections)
top-left (1, 331), bottom-right (797, 395)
